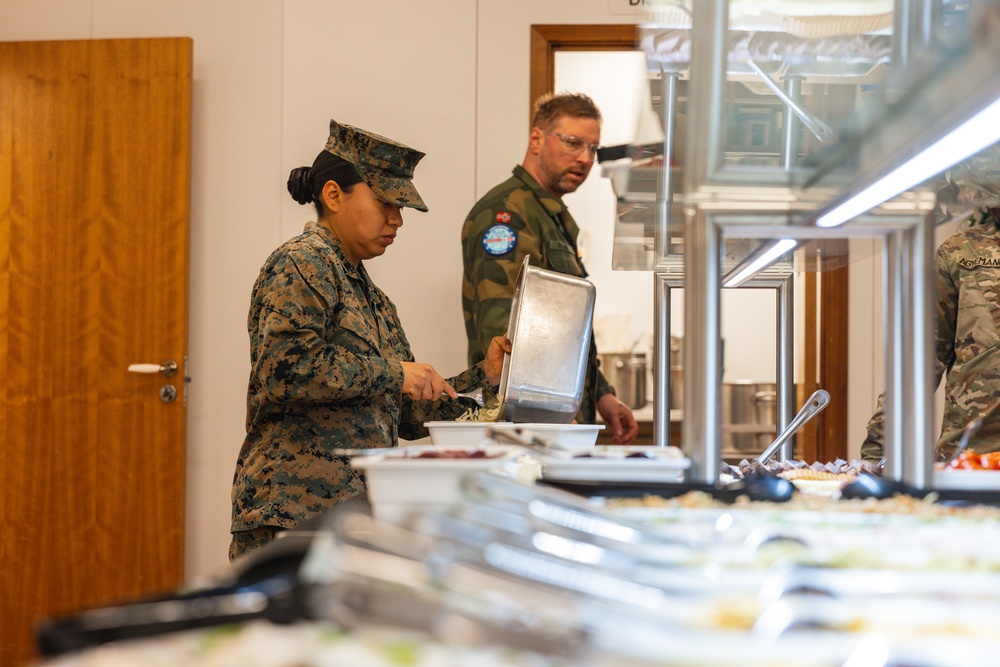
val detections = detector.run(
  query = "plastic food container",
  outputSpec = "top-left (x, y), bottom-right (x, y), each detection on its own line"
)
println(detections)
top-left (499, 257), bottom-right (596, 423)
top-left (350, 444), bottom-right (522, 522)
top-left (540, 445), bottom-right (690, 482)
top-left (424, 421), bottom-right (604, 449)
top-left (933, 467), bottom-right (1000, 490)
top-left (423, 421), bottom-right (513, 447)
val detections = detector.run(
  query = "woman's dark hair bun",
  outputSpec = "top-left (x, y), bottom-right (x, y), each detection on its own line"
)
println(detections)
top-left (287, 166), bottom-right (314, 205)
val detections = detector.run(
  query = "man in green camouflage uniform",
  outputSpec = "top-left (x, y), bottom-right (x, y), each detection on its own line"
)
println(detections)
top-left (861, 206), bottom-right (1000, 461)
top-left (231, 120), bottom-right (509, 560)
top-left (461, 93), bottom-right (638, 444)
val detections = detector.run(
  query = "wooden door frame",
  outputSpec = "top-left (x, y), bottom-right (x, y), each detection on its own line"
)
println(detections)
top-left (529, 24), bottom-right (848, 459)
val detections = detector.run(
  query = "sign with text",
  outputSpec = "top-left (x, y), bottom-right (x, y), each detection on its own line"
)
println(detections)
top-left (608, 0), bottom-right (651, 15)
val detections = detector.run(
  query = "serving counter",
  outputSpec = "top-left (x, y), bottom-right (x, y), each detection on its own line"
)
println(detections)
top-left (36, 458), bottom-right (1000, 667)
top-left (605, 0), bottom-right (1000, 490)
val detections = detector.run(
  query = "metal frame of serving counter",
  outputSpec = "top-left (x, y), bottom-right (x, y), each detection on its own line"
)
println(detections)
top-left (642, 0), bottom-right (961, 487)
top-left (649, 58), bottom-right (799, 462)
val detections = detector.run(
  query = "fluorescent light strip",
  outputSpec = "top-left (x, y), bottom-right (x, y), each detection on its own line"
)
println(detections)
top-left (816, 97), bottom-right (1000, 228)
top-left (722, 238), bottom-right (797, 287)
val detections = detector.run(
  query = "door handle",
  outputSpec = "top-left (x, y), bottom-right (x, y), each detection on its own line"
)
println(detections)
top-left (128, 360), bottom-right (178, 378)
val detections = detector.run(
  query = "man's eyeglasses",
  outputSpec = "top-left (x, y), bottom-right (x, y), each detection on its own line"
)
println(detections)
top-left (547, 131), bottom-right (600, 159)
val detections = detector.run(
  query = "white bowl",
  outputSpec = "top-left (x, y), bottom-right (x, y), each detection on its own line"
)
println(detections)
top-left (512, 423), bottom-right (605, 449)
top-left (424, 421), bottom-right (604, 449)
top-left (423, 421), bottom-right (513, 447)
top-left (350, 444), bottom-right (521, 522)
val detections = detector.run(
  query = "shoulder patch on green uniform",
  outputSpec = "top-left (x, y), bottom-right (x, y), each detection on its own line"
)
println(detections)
top-left (482, 223), bottom-right (517, 256)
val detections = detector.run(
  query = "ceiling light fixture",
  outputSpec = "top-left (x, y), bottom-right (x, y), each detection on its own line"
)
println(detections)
top-left (722, 238), bottom-right (797, 288)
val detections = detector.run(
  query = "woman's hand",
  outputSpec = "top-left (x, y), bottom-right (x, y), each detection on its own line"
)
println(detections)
top-left (597, 393), bottom-right (639, 445)
top-left (401, 362), bottom-right (454, 401)
top-left (484, 335), bottom-right (513, 386)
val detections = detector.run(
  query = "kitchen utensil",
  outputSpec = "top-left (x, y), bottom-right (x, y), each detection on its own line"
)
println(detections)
top-left (724, 475), bottom-right (796, 502)
top-left (443, 387), bottom-right (493, 408)
top-left (877, 415), bottom-right (984, 469)
top-left (498, 256), bottom-right (596, 423)
top-left (486, 424), bottom-right (553, 455)
top-left (598, 352), bottom-right (647, 409)
top-left (947, 416), bottom-right (984, 465)
top-left (840, 472), bottom-right (919, 500)
top-left (747, 59), bottom-right (838, 144)
top-left (722, 381), bottom-right (778, 456)
top-left (754, 389), bottom-right (831, 464)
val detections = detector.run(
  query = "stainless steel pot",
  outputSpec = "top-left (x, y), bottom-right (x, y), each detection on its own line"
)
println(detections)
top-left (599, 352), bottom-right (647, 409)
top-left (722, 381), bottom-right (777, 455)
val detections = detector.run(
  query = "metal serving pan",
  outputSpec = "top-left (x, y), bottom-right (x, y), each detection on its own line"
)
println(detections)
top-left (499, 257), bottom-right (595, 423)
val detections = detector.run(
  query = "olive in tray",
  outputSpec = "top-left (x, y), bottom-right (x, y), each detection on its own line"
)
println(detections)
top-left (405, 449), bottom-right (502, 459)
top-left (574, 450), bottom-right (655, 459)
top-left (556, 446), bottom-right (683, 460)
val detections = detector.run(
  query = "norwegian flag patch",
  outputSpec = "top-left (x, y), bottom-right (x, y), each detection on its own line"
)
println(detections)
top-left (496, 211), bottom-right (512, 224)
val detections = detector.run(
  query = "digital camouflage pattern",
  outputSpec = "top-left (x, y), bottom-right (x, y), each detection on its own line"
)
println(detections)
top-left (228, 526), bottom-right (280, 561)
top-left (461, 165), bottom-right (613, 424)
top-left (862, 208), bottom-right (1000, 461)
top-left (232, 221), bottom-right (487, 537)
top-left (934, 144), bottom-right (1000, 220)
top-left (324, 118), bottom-right (428, 212)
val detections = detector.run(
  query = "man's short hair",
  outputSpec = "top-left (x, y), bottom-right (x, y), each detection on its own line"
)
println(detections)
top-left (531, 92), bottom-right (602, 129)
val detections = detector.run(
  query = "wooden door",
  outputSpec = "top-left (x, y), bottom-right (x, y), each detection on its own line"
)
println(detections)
top-left (0, 38), bottom-right (192, 666)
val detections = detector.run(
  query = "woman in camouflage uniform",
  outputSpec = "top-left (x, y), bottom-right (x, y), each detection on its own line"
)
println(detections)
top-left (861, 205), bottom-right (1000, 462)
top-left (230, 120), bottom-right (511, 560)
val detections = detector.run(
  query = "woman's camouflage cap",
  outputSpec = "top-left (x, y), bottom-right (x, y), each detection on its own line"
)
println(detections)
top-left (324, 119), bottom-right (428, 212)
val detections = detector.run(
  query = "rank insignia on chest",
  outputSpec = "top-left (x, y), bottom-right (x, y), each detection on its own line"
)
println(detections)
top-left (482, 223), bottom-right (517, 256)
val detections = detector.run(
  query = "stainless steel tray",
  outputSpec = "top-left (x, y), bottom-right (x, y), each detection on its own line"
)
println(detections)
top-left (499, 256), bottom-right (595, 423)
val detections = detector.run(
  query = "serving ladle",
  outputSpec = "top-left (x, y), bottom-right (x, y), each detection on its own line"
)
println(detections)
top-left (839, 472), bottom-right (918, 500)
top-left (719, 475), bottom-right (796, 503)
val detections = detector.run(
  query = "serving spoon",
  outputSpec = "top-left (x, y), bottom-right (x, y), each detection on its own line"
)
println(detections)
top-left (755, 389), bottom-right (831, 465)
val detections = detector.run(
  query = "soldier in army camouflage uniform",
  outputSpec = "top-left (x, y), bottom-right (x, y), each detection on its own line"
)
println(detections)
top-left (861, 206), bottom-right (1000, 461)
top-left (230, 120), bottom-right (512, 561)
top-left (461, 92), bottom-right (638, 444)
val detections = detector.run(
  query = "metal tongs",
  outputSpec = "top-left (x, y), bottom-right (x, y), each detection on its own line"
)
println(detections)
top-left (947, 416), bottom-right (984, 465)
top-left (486, 424), bottom-right (555, 454)
top-left (876, 415), bottom-right (984, 470)
top-left (755, 389), bottom-right (831, 465)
